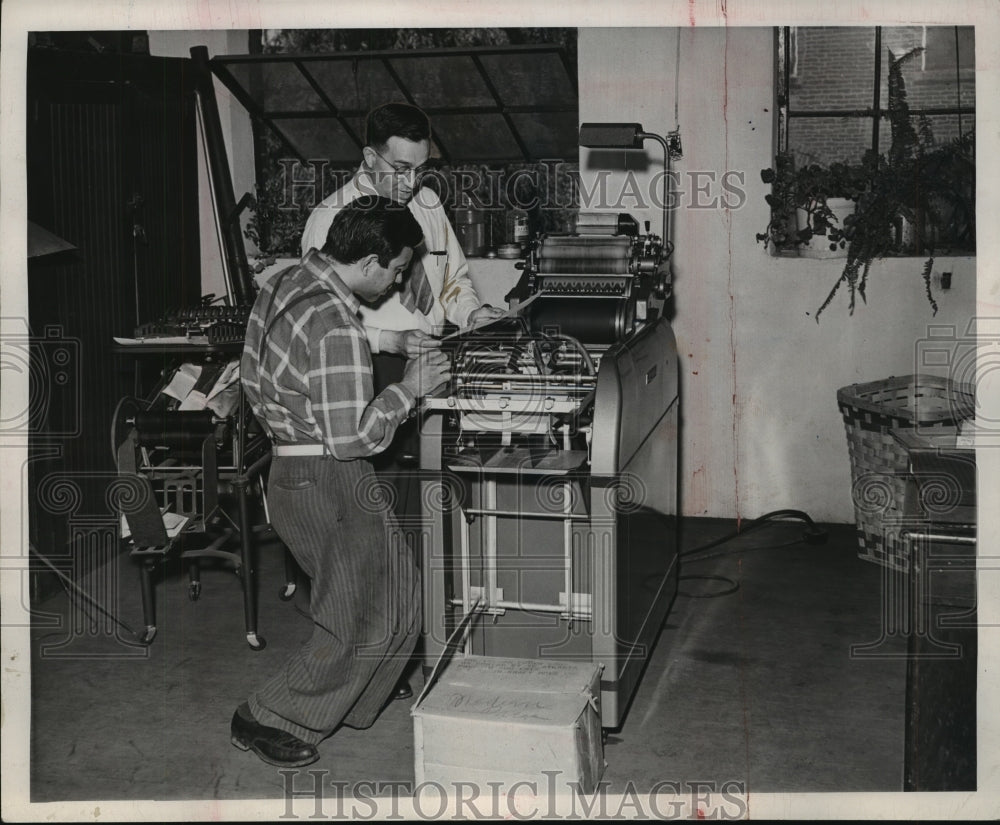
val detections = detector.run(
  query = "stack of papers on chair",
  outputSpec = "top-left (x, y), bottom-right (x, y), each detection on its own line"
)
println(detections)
top-left (956, 418), bottom-right (983, 447)
top-left (121, 509), bottom-right (190, 540)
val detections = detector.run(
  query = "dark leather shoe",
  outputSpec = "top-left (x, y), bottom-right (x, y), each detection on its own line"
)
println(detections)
top-left (231, 703), bottom-right (319, 767)
top-left (392, 677), bottom-right (413, 701)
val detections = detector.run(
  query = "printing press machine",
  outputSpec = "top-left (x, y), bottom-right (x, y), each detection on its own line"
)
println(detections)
top-left (102, 47), bottom-right (681, 716)
top-left (418, 212), bottom-right (679, 728)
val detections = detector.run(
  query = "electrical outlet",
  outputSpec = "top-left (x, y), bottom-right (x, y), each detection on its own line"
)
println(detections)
top-left (668, 131), bottom-right (683, 159)
top-left (931, 270), bottom-right (953, 291)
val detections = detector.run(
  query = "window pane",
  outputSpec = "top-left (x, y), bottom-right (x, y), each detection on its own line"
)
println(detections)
top-left (508, 112), bottom-right (579, 159)
top-left (301, 58), bottom-right (399, 115)
top-left (877, 112), bottom-right (975, 156)
top-left (878, 27), bottom-right (975, 114)
top-left (788, 27), bottom-right (876, 112)
top-left (432, 113), bottom-right (523, 161)
top-left (880, 26), bottom-right (925, 62)
top-left (787, 117), bottom-right (874, 166)
top-left (225, 61), bottom-right (328, 113)
top-left (388, 55), bottom-right (495, 108)
top-left (275, 117), bottom-right (360, 164)
top-left (925, 26), bottom-right (974, 70)
top-left (878, 27), bottom-right (929, 113)
top-left (776, 25), bottom-right (975, 258)
top-left (478, 52), bottom-right (575, 106)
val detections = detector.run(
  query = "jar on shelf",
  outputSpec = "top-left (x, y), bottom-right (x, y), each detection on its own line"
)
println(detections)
top-left (507, 209), bottom-right (530, 248)
top-left (454, 199), bottom-right (485, 257)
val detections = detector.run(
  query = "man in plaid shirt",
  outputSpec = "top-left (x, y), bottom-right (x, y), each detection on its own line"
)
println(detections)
top-left (300, 101), bottom-right (508, 703)
top-left (232, 196), bottom-right (450, 767)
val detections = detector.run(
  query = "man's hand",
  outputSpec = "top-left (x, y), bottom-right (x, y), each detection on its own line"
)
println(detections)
top-left (466, 304), bottom-right (507, 327)
top-left (381, 329), bottom-right (441, 358)
top-left (400, 330), bottom-right (441, 359)
top-left (400, 349), bottom-right (452, 399)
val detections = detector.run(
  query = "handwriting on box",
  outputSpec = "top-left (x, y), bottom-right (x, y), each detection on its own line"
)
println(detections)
top-left (445, 692), bottom-right (552, 720)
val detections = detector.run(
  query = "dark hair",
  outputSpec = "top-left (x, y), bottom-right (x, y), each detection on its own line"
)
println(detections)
top-left (322, 195), bottom-right (423, 266)
top-left (366, 102), bottom-right (431, 148)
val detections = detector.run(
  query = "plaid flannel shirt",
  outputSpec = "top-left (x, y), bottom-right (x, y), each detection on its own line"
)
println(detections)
top-left (300, 174), bottom-right (482, 351)
top-left (241, 250), bottom-right (415, 460)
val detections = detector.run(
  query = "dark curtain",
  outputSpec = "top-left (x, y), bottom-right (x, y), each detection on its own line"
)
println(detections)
top-left (26, 47), bottom-right (201, 599)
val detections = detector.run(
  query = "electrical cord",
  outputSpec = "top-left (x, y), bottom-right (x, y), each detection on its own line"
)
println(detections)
top-left (677, 573), bottom-right (740, 599)
top-left (676, 509), bottom-right (828, 599)
top-left (684, 535), bottom-right (807, 566)
top-left (681, 508), bottom-right (826, 559)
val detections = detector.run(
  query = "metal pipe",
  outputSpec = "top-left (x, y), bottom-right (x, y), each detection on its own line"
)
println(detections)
top-left (460, 486), bottom-right (472, 655)
top-left (190, 46), bottom-right (254, 306)
top-left (457, 373), bottom-right (596, 385)
top-left (448, 596), bottom-right (591, 620)
top-left (901, 531), bottom-right (975, 545)
top-left (638, 131), bottom-right (670, 246)
top-left (463, 507), bottom-right (588, 521)
top-left (194, 100), bottom-right (232, 306)
top-left (872, 27), bottom-right (882, 166)
top-left (562, 478), bottom-right (573, 620)
top-left (484, 479), bottom-right (499, 616)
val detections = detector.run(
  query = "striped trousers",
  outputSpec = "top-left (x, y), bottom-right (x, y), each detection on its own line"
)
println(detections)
top-left (248, 453), bottom-right (420, 745)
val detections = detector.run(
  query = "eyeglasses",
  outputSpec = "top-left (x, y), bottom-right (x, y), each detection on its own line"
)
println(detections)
top-left (369, 147), bottom-right (432, 180)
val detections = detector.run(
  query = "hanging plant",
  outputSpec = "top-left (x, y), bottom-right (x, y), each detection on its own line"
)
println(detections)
top-left (758, 45), bottom-right (976, 320)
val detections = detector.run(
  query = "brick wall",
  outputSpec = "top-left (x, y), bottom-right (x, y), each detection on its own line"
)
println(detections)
top-left (788, 26), bottom-right (975, 165)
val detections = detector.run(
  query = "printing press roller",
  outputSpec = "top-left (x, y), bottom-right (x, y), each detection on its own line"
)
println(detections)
top-left (507, 222), bottom-right (670, 348)
top-left (535, 236), bottom-right (632, 273)
top-left (111, 397), bottom-right (228, 457)
top-left (526, 296), bottom-right (634, 348)
top-left (110, 395), bottom-right (235, 541)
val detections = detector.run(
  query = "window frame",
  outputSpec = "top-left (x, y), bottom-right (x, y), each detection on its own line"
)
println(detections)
top-left (777, 25), bottom-right (975, 166)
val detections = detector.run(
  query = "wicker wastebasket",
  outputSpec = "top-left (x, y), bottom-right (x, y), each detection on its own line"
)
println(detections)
top-left (837, 374), bottom-right (974, 571)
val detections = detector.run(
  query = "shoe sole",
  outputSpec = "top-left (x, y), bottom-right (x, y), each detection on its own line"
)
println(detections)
top-left (231, 735), bottom-right (320, 768)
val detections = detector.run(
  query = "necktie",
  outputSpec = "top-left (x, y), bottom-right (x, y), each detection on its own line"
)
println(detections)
top-left (400, 253), bottom-right (435, 316)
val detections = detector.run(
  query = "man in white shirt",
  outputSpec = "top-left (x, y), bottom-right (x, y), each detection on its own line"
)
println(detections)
top-left (301, 102), bottom-right (505, 357)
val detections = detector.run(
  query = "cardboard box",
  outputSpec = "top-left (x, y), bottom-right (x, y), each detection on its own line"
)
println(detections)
top-left (412, 655), bottom-right (605, 795)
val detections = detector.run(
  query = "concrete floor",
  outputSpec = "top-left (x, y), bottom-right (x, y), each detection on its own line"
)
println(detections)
top-left (22, 517), bottom-right (958, 815)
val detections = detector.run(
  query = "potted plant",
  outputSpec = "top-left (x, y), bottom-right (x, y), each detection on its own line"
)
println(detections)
top-left (815, 47), bottom-right (976, 319)
top-left (759, 47), bottom-right (976, 319)
top-left (244, 178), bottom-right (311, 267)
top-left (757, 155), bottom-right (867, 258)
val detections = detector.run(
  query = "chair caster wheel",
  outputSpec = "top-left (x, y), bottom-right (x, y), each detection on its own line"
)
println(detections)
top-left (247, 633), bottom-right (267, 651)
top-left (138, 626), bottom-right (157, 645)
top-left (279, 583), bottom-right (297, 601)
top-left (188, 582), bottom-right (202, 601)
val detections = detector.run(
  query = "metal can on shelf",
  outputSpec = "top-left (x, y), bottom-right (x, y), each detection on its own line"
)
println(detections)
top-left (454, 204), bottom-right (485, 258)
